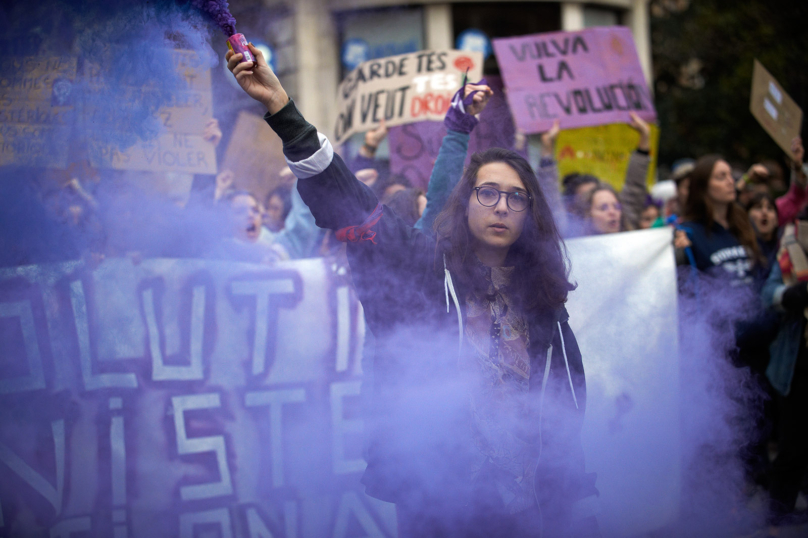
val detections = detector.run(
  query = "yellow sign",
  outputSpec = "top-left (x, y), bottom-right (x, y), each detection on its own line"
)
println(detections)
top-left (554, 122), bottom-right (659, 190)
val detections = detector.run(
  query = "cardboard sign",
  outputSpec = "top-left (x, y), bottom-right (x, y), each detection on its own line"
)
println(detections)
top-left (221, 110), bottom-right (287, 203)
top-left (492, 26), bottom-right (656, 134)
top-left (87, 50), bottom-right (217, 174)
top-left (333, 50), bottom-right (483, 144)
top-left (388, 76), bottom-right (526, 190)
top-left (0, 56), bottom-right (76, 168)
top-left (555, 123), bottom-right (660, 190)
top-left (750, 59), bottom-right (803, 160)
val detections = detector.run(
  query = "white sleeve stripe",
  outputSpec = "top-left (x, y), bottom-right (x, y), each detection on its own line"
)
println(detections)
top-left (285, 132), bottom-right (334, 179)
top-left (570, 494), bottom-right (600, 521)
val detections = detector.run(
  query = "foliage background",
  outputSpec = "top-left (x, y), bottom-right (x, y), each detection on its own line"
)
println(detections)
top-left (650, 0), bottom-right (808, 172)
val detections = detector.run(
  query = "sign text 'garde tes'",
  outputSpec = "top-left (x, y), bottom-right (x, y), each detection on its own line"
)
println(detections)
top-left (334, 50), bottom-right (483, 144)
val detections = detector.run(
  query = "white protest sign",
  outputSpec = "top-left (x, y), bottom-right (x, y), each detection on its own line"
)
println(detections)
top-left (568, 228), bottom-right (680, 536)
top-left (333, 50), bottom-right (483, 144)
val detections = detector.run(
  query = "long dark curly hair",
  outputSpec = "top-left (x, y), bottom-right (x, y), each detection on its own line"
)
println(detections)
top-left (433, 148), bottom-right (575, 312)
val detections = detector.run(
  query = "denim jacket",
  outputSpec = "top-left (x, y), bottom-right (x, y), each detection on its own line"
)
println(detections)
top-left (762, 262), bottom-right (803, 396)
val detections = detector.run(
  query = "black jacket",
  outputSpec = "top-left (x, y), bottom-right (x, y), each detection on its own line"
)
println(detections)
top-left (264, 100), bottom-right (596, 530)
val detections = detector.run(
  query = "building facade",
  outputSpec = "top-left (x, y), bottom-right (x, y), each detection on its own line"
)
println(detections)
top-left (265, 0), bottom-right (651, 140)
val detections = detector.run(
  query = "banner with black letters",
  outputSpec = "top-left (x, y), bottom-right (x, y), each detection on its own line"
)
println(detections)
top-left (0, 229), bottom-right (680, 537)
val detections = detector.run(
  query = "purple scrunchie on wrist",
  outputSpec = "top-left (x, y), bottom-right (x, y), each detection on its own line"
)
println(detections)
top-left (444, 77), bottom-right (488, 134)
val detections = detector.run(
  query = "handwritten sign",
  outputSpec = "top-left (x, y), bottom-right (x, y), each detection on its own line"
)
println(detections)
top-left (0, 230), bottom-right (682, 537)
top-left (750, 59), bottom-right (803, 160)
top-left (334, 50), bottom-right (483, 144)
top-left (87, 50), bottom-right (217, 174)
top-left (0, 56), bottom-right (76, 168)
top-left (388, 76), bottom-right (526, 190)
top-left (222, 111), bottom-right (287, 203)
top-left (555, 123), bottom-right (660, 190)
top-left (492, 26), bottom-right (656, 134)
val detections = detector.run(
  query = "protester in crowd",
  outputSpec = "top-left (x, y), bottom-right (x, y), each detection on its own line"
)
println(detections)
top-left (747, 192), bottom-right (780, 272)
top-left (378, 173), bottom-right (413, 202)
top-left (384, 187), bottom-right (427, 227)
top-left (31, 173), bottom-right (105, 264)
top-left (561, 172), bottom-right (599, 221)
top-left (227, 45), bottom-right (600, 537)
top-left (353, 165), bottom-right (412, 202)
top-left (763, 159), bottom-right (787, 194)
top-left (351, 119), bottom-right (388, 171)
top-left (675, 155), bottom-right (761, 286)
top-left (639, 195), bottom-right (663, 229)
top-left (211, 189), bottom-right (278, 264)
top-left (675, 154), bottom-right (774, 491)
top-left (665, 160), bottom-right (695, 222)
top-left (737, 192), bottom-right (782, 489)
top-left (347, 120), bottom-right (393, 197)
top-left (761, 205), bottom-right (808, 534)
top-left (736, 163), bottom-right (773, 208)
top-left (538, 112), bottom-right (652, 236)
top-left (271, 182), bottom-right (328, 260)
top-left (264, 185), bottom-right (292, 234)
top-left (582, 183), bottom-right (628, 235)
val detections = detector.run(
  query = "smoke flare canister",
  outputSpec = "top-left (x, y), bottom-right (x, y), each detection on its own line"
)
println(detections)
top-left (227, 33), bottom-right (255, 63)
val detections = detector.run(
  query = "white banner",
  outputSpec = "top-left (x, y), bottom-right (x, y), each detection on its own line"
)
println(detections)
top-left (0, 228), bottom-right (679, 537)
top-left (568, 227), bottom-right (680, 537)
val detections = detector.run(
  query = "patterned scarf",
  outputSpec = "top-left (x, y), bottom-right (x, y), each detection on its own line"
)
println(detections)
top-left (464, 266), bottom-right (537, 514)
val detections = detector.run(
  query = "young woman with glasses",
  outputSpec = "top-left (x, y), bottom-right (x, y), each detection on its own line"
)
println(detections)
top-left (227, 45), bottom-right (599, 538)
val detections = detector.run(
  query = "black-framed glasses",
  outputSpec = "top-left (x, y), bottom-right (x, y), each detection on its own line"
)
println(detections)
top-left (473, 186), bottom-right (532, 212)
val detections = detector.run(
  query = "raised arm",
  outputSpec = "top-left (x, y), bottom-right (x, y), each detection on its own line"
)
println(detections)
top-left (620, 112), bottom-right (652, 230)
top-left (776, 137), bottom-right (807, 226)
top-left (226, 42), bottom-right (441, 296)
top-left (534, 120), bottom-right (567, 230)
top-left (227, 45), bottom-right (381, 231)
top-left (415, 81), bottom-right (493, 233)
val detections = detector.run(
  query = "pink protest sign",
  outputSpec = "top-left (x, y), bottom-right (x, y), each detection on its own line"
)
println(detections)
top-left (492, 26), bottom-right (656, 134)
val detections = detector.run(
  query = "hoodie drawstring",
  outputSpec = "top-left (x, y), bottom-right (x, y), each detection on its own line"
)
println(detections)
top-left (443, 256), bottom-right (463, 353)
top-left (558, 321), bottom-right (578, 409)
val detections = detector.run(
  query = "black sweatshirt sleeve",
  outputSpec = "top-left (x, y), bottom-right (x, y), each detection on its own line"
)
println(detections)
top-left (264, 99), bottom-right (377, 230)
top-left (264, 99), bottom-right (320, 161)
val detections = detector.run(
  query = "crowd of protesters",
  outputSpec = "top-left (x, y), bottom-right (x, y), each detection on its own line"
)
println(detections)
top-left (1, 45), bottom-right (807, 537)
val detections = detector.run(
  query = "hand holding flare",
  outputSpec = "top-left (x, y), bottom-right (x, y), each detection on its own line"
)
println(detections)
top-left (226, 44), bottom-right (289, 114)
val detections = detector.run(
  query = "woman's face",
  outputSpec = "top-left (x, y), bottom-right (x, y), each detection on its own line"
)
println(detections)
top-left (748, 199), bottom-right (777, 238)
top-left (707, 160), bottom-right (736, 205)
top-left (264, 194), bottom-right (285, 232)
top-left (639, 204), bottom-right (659, 229)
top-left (231, 194), bottom-right (262, 242)
top-left (589, 189), bottom-right (621, 234)
top-left (467, 162), bottom-right (529, 258)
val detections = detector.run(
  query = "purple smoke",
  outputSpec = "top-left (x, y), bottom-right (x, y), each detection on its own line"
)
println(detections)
top-left (190, 0), bottom-right (237, 36)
